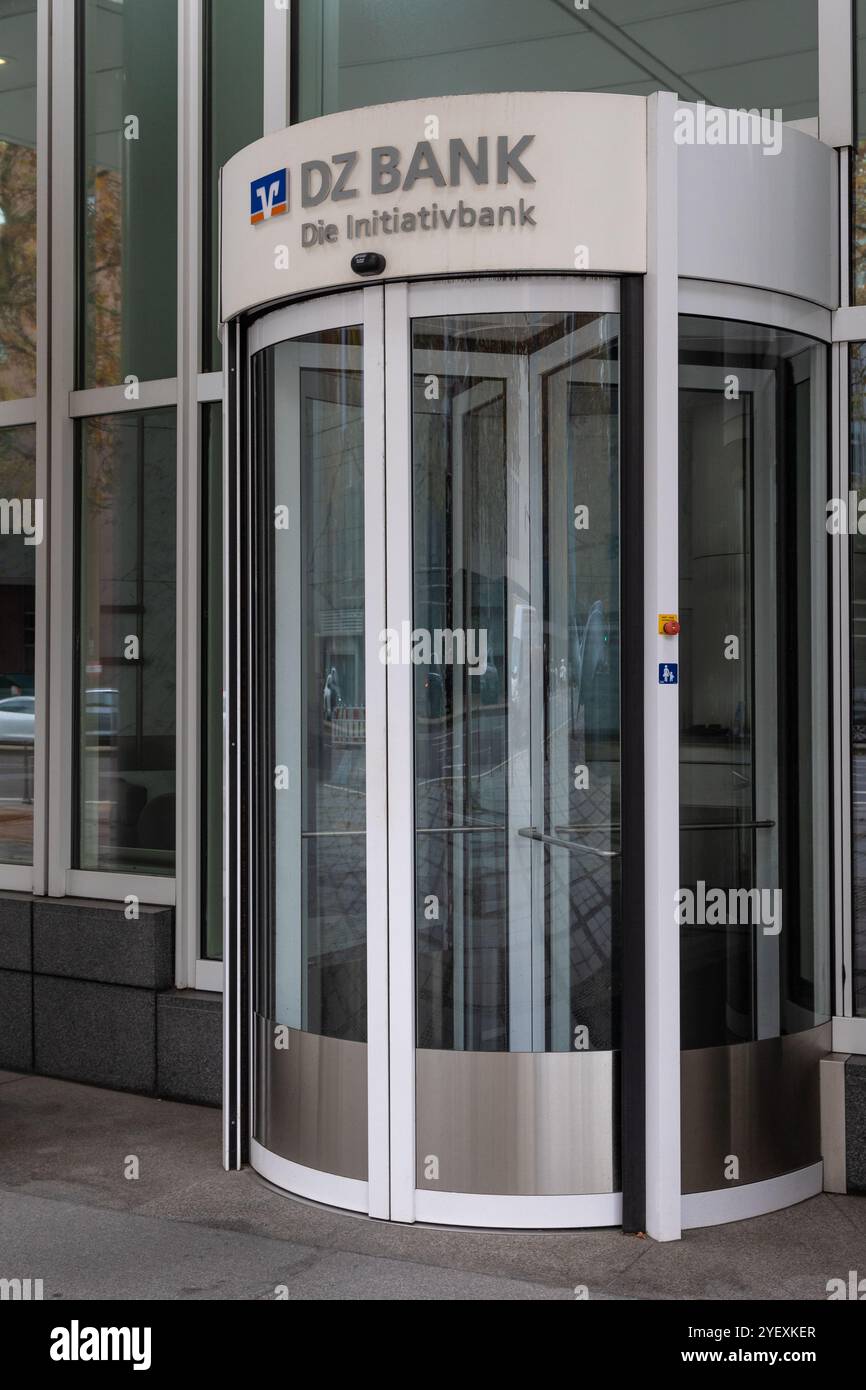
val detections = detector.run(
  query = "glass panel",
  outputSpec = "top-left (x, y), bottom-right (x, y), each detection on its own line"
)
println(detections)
top-left (0, 423), bottom-right (36, 864)
top-left (850, 344), bottom-right (866, 1015)
top-left (0, 0), bottom-right (37, 400)
top-left (297, 0), bottom-right (817, 123)
top-left (412, 311), bottom-right (620, 1052)
top-left (202, 402), bottom-right (222, 958)
top-left (203, 0), bottom-right (263, 371)
top-left (679, 317), bottom-right (830, 1045)
top-left (80, 0), bottom-right (178, 387)
top-left (259, 327), bottom-right (366, 1040)
top-left (76, 409), bottom-right (177, 874)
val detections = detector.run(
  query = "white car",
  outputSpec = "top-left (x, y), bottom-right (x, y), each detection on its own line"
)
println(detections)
top-left (0, 695), bottom-right (35, 743)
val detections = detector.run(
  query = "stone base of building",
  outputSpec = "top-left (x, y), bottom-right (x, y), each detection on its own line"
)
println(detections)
top-left (0, 891), bottom-right (220, 1107)
top-left (846, 1056), bottom-right (866, 1193)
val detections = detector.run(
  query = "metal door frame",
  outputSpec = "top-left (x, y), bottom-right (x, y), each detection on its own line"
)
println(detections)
top-left (385, 276), bottom-right (642, 1229)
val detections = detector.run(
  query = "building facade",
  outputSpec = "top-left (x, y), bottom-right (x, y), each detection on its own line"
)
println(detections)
top-left (0, 0), bottom-right (865, 1242)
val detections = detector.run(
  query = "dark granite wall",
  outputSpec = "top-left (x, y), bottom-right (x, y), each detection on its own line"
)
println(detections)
top-left (0, 892), bottom-right (220, 1106)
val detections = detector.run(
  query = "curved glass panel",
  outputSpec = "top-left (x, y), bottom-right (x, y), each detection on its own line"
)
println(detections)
top-left (256, 326), bottom-right (367, 1042)
top-left (412, 310), bottom-right (621, 1053)
top-left (678, 316), bottom-right (830, 1047)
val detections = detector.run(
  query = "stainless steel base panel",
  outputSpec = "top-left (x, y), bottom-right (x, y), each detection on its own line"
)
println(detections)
top-left (681, 1022), bottom-right (831, 1194)
top-left (254, 1014), bottom-right (368, 1181)
top-left (415, 1047), bottom-right (620, 1195)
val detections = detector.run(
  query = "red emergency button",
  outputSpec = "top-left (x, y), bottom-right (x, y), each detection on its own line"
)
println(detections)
top-left (662, 619), bottom-right (681, 636)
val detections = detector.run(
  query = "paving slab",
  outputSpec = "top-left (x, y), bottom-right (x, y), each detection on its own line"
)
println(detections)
top-left (1, 1074), bottom-right (865, 1300)
top-left (0, 1191), bottom-right (576, 1301)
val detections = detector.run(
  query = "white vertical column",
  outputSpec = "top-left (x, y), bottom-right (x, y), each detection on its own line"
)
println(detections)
top-left (385, 282), bottom-right (416, 1223)
top-left (32, 0), bottom-right (51, 896)
top-left (176, 0), bottom-right (203, 989)
top-left (47, 0), bottom-right (77, 899)
top-left (263, 0), bottom-right (290, 134)
top-left (364, 286), bottom-right (391, 1219)
top-left (818, 0), bottom-right (853, 149)
top-left (644, 90), bottom-right (682, 1242)
top-left (833, 341), bottom-right (853, 1015)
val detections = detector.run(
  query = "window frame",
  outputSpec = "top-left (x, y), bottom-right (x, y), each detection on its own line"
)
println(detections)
top-left (40, 0), bottom-right (278, 987)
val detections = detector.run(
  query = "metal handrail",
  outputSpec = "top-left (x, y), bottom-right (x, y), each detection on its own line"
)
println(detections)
top-left (518, 826), bottom-right (620, 860)
top-left (555, 820), bottom-right (776, 834)
top-left (681, 820), bottom-right (776, 831)
top-left (300, 829), bottom-right (366, 837)
top-left (299, 821), bottom-right (774, 843)
top-left (417, 824), bottom-right (506, 835)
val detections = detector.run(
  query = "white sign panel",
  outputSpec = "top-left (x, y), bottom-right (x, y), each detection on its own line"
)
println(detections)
top-left (221, 92), bottom-right (647, 319)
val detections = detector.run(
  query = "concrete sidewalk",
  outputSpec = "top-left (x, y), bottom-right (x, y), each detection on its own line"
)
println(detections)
top-left (1, 1070), bottom-right (864, 1301)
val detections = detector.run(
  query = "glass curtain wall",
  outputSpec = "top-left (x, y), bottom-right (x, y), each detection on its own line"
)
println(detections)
top-left (199, 0), bottom-right (264, 959)
top-left (72, 1), bottom-right (263, 964)
top-left (203, 0), bottom-right (263, 371)
top-left (296, 0), bottom-right (817, 123)
top-left (0, 0), bottom-right (37, 400)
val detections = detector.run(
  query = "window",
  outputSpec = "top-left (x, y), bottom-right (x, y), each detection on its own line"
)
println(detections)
top-left (202, 402), bottom-right (221, 957)
top-left (296, 0), bottom-right (818, 124)
top-left (679, 317), bottom-right (830, 1045)
top-left (0, 0), bottom-right (37, 400)
top-left (0, 423), bottom-right (36, 865)
top-left (76, 409), bottom-right (177, 876)
top-left (203, 0), bottom-right (263, 372)
top-left (79, 0), bottom-right (178, 387)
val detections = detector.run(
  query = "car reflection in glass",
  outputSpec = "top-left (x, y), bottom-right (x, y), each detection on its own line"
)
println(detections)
top-left (0, 688), bottom-right (121, 746)
top-left (0, 695), bottom-right (35, 743)
top-left (85, 688), bottom-right (120, 745)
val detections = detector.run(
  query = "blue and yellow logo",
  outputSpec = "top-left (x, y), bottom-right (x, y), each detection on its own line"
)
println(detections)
top-left (250, 168), bottom-right (288, 224)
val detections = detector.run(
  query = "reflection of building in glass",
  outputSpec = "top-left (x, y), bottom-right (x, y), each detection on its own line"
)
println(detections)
top-left (78, 411), bottom-right (176, 875)
top-left (0, 0), bottom-right (37, 401)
